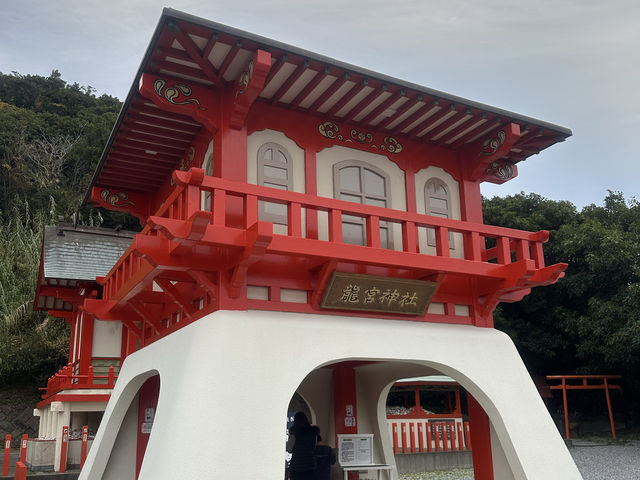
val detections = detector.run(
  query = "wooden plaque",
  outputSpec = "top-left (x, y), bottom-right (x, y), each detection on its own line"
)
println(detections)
top-left (320, 272), bottom-right (438, 315)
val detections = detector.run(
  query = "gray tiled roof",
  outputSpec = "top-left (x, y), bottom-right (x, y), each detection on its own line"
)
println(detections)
top-left (43, 224), bottom-right (135, 282)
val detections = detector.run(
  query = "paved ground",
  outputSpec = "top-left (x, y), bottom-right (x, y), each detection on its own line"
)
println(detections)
top-left (398, 439), bottom-right (640, 480)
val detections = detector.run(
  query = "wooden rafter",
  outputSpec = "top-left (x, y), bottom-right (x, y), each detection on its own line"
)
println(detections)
top-left (451, 120), bottom-right (501, 149)
top-left (271, 60), bottom-right (308, 104)
top-left (436, 114), bottom-right (484, 146)
top-left (309, 74), bottom-right (348, 111)
top-left (290, 67), bottom-right (327, 108)
top-left (218, 40), bottom-right (242, 78)
top-left (325, 80), bottom-right (368, 117)
top-left (168, 20), bottom-right (223, 86)
top-left (422, 108), bottom-right (469, 141)
top-left (264, 54), bottom-right (289, 87)
top-left (391, 101), bottom-right (438, 135)
top-left (359, 89), bottom-right (405, 125)
top-left (411, 104), bottom-right (457, 138)
top-left (148, 59), bottom-right (213, 85)
top-left (155, 278), bottom-right (196, 320)
top-left (377, 95), bottom-right (422, 130)
top-left (344, 85), bottom-right (387, 122)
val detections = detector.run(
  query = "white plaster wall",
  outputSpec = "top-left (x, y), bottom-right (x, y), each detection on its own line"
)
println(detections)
top-left (92, 320), bottom-right (122, 358)
top-left (296, 367), bottom-right (334, 443)
top-left (247, 129), bottom-right (306, 235)
top-left (414, 166), bottom-right (464, 259)
top-left (101, 392), bottom-right (139, 480)
top-left (80, 311), bottom-right (582, 480)
top-left (316, 146), bottom-right (406, 250)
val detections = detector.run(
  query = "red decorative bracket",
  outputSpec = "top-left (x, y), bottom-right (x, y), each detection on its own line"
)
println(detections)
top-left (229, 50), bottom-right (272, 129)
top-left (139, 73), bottom-right (217, 132)
top-left (465, 123), bottom-right (521, 182)
top-left (229, 221), bottom-right (273, 298)
top-left (89, 187), bottom-right (152, 223)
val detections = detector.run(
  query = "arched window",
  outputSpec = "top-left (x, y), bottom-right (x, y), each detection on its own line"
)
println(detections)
top-left (257, 142), bottom-right (293, 225)
top-left (200, 150), bottom-right (214, 210)
top-left (424, 178), bottom-right (452, 247)
top-left (333, 160), bottom-right (392, 248)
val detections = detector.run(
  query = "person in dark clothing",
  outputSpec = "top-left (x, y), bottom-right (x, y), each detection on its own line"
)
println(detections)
top-left (313, 434), bottom-right (336, 480)
top-left (287, 412), bottom-right (320, 480)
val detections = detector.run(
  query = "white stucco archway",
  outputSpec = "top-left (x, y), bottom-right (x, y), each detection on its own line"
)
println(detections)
top-left (80, 310), bottom-right (582, 480)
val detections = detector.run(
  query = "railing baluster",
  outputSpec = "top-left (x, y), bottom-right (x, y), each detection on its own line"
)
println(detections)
top-left (288, 202), bottom-right (302, 237)
top-left (212, 189), bottom-right (226, 226)
top-left (177, 192), bottom-right (184, 220)
top-left (436, 227), bottom-right (450, 258)
top-left (516, 239), bottom-right (530, 261)
top-left (366, 215), bottom-right (381, 248)
top-left (532, 240), bottom-right (545, 268)
top-left (329, 209), bottom-right (342, 243)
top-left (497, 236), bottom-right (511, 264)
top-left (464, 231), bottom-right (482, 261)
top-left (185, 184), bottom-right (201, 219)
top-left (402, 221), bottom-right (418, 253)
top-left (244, 194), bottom-right (258, 228)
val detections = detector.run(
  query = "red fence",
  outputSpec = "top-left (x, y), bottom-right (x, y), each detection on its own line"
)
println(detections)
top-left (40, 364), bottom-right (117, 399)
top-left (389, 419), bottom-right (471, 454)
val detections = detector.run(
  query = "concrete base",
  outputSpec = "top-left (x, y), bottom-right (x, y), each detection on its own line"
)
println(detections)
top-left (80, 310), bottom-right (583, 480)
top-left (395, 451), bottom-right (473, 473)
top-left (26, 439), bottom-right (55, 471)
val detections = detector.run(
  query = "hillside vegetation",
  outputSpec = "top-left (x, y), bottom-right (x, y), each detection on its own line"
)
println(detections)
top-left (0, 71), bottom-right (637, 426)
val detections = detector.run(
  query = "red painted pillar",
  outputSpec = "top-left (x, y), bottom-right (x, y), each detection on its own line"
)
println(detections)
top-left (59, 426), bottom-right (69, 473)
top-left (561, 378), bottom-right (570, 440)
top-left (401, 423), bottom-right (408, 453)
top-left (457, 422), bottom-right (465, 450)
top-left (78, 313), bottom-right (95, 376)
top-left (136, 375), bottom-right (161, 479)
top-left (409, 422), bottom-right (416, 453)
top-left (2, 434), bottom-right (10, 476)
top-left (450, 421), bottom-right (457, 451)
top-left (604, 378), bottom-right (616, 439)
top-left (441, 422), bottom-right (449, 452)
top-left (467, 394), bottom-right (494, 480)
top-left (333, 365), bottom-right (357, 445)
top-left (19, 435), bottom-right (27, 463)
top-left (392, 423), bottom-right (399, 454)
top-left (80, 425), bottom-right (89, 469)
top-left (304, 148), bottom-right (318, 239)
top-left (68, 314), bottom-right (77, 363)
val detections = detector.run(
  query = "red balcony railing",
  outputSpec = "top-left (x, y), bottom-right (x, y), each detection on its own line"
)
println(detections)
top-left (40, 363), bottom-right (117, 400)
top-left (92, 168), bottom-right (565, 329)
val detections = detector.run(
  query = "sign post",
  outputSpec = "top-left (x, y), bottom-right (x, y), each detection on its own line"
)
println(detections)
top-left (2, 434), bottom-right (10, 476)
top-left (19, 434), bottom-right (27, 463)
top-left (80, 425), bottom-right (89, 469)
top-left (59, 426), bottom-right (69, 473)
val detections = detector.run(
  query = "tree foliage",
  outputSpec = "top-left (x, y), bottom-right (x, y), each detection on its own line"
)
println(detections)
top-left (0, 71), bottom-right (123, 387)
top-left (484, 191), bottom-right (640, 417)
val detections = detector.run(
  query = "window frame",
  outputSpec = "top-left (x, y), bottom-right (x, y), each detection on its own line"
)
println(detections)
top-left (424, 177), bottom-right (453, 248)
top-left (257, 142), bottom-right (293, 225)
top-left (332, 159), bottom-right (393, 248)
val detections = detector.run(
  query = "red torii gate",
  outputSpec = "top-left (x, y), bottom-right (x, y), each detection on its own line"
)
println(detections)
top-left (546, 375), bottom-right (621, 440)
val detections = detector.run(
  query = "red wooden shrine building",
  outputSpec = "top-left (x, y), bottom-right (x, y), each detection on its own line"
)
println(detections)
top-left (33, 8), bottom-right (584, 480)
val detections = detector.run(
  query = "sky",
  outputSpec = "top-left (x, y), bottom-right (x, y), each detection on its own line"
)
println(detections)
top-left (1, 0), bottom-right (638, 210)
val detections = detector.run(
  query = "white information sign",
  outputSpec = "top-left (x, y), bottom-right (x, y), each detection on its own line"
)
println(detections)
top-left (337, 434), bottom-right (373, 466)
